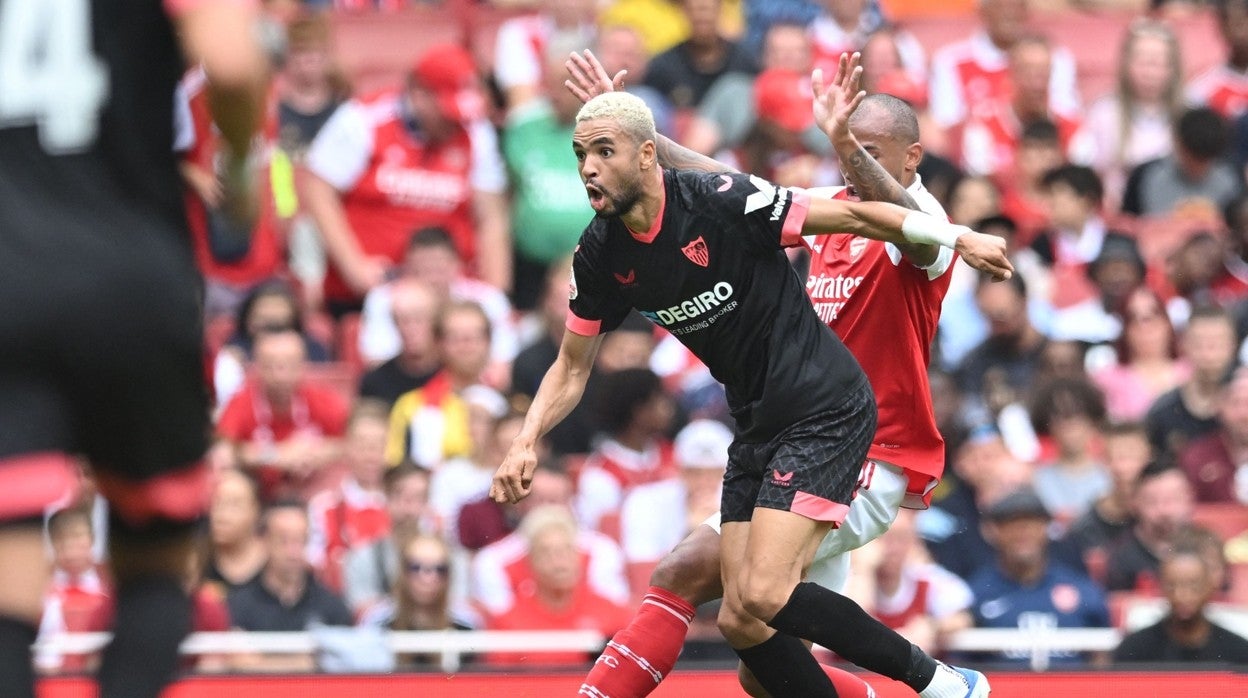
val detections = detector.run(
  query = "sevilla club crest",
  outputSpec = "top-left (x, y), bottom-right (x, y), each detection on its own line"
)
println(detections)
top-left (682, 236), bottom-right (709, 267)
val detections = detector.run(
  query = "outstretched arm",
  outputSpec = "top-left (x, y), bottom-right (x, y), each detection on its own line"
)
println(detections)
top-left (565, 50), bottom-right (734, 175)
top-left (813, 52), bottom-right (937, 266)
top-left (491, 329), bottom-right (603, 504)
top-left (805, 197), bottom-right (1013, 281)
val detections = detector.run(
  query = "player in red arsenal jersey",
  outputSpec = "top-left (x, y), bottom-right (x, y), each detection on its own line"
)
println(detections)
top-left (565, 51), bottom-right (987, 698)
top-left (496, 51), bottom-right (1007, 698)
top-left (302, 44), bottom-right (510, 313)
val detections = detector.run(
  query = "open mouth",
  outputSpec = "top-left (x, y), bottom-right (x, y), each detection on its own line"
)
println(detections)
top-left (585, 182), bottom-right (606, 207)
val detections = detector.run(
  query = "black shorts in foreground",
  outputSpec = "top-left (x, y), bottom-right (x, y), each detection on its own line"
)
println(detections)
top-left (0, 211), bottom-right (209, 511)
top-left (720, 377), bottom-right (876, 524)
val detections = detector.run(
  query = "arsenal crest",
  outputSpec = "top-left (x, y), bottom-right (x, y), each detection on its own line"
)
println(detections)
top-left (682, 236), bottom-right (709, 267)
top-left (850, 238), bottom-right (868, 260)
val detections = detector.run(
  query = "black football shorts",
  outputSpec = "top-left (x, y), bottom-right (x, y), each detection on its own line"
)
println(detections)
top-left (0, 206), bottom-right (209, 522)
top-left (721, 377), bottom-right (877, 525)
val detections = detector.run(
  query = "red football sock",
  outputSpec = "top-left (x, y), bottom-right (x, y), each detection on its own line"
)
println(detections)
top-left (822, 663), bottom-right (879, 698)
top-left (579, 586), bottom-right (696, 698)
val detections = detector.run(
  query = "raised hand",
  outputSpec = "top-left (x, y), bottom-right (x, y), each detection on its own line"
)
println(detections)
top-left (812, 52), bottom-right (866, 146)
top-left (954, 231), bottom-right (1015, 282)
top-left (565, 49), bottom-right (626, 105)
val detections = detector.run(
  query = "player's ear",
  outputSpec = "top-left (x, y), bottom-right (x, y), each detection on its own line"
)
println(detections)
top-left (639, 139), bottom-right (656, 171)
top-left (905, 142), bottom-right (923, 173)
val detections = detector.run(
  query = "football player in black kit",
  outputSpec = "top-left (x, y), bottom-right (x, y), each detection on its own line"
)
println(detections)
top-left (492, 89), bottom-right (1011, 697)
top-left (0, 2), bottom-right (266, 697)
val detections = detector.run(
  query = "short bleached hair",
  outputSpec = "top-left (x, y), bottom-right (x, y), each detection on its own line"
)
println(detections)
top-left (576, 91), bottom-right (657, 146)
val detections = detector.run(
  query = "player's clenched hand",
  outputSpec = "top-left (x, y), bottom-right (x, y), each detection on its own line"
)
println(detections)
top-left (491, 439), bottom-right (538, 504)
top-left (812, 52), bottom-right (865, 146)
top-left (565, 49), bottom-right (626, 105)
top-left (955, 231), bottom-right (1014, 282)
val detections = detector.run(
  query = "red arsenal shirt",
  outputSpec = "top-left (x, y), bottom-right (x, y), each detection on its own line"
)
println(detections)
top-left (802, 177), bottom-right (954, 506)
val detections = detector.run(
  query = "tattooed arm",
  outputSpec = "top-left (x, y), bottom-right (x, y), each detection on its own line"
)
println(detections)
top-left (814, 54), bottom-right (938, 266)
top-left (654, 134), bottom-right (737, 174)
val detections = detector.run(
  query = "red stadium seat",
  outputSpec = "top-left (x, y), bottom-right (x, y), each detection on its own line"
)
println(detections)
top-left (1193, 503), bottom-right (1248, 543)
top-left (330, 8), bottom-right (466, 95)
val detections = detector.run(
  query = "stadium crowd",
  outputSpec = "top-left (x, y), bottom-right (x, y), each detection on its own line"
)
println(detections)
top-left (32, 0), bottom-right (1248, 676)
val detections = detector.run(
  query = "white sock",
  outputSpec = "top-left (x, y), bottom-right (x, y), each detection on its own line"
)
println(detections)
top-left (918, 662), bottom-right (972, 698)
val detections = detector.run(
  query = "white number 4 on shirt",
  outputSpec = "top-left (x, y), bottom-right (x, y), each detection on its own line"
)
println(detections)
top-left (0, 0), bottom-right (109, 153)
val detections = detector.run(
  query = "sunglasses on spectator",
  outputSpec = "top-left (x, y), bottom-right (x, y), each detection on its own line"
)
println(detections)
top-left (406, 561), bottom-right (450, 577)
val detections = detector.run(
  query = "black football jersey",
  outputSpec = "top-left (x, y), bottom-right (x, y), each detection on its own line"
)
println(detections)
top-left (0, 0), bottom-right (186, 234)
top-left (570, 168), bottom-right (869, 441)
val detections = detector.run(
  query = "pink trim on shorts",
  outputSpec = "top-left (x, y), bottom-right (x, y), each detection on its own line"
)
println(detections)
top-left (0, 452), bottom-right (78, 521)
top-left (94, 461), bottom-right (211, 527)
top-left (791, 491), bottom-right (850, 524)
top-left (566, 312), bottom-right (603, 336)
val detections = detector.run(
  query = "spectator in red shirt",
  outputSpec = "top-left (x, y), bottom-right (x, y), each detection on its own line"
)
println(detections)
top-left (205, 468), bottom-right (267, 592)
top-left (1212, 195), bottom-right (1248, 305)
top-left (216, 329), bottom-right (349, 502)
top-left (957, 35), bottom-right (1080, 182)
top-left (302, 44), bottom-right (511, 315)
top-left (469, 464), bottom-right (629, 618)
top-left (307, 401), bottom-right (392, 592)
top-left (175, 67), bottom-right (287, 321)
top-left (1188, 0), bottom-right (1248, 120)
top-left (35, 508), bottom-right (110, 675)
top-left (484, 505), bottom-right (630, 666)
top-left (927, 0), bottom-right (1079, 131)
top-left (575, 369), bottom-right (677, 541)
top-left (212, 280), bottom-right (332, 408)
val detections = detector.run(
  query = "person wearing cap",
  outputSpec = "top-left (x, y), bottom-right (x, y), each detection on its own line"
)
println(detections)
top-left (966, 485), bottom-right (1110, 667)
top-left (303, 43), bottom-right (510, 315)
top-left (719, 68), bottom-right (842, 189)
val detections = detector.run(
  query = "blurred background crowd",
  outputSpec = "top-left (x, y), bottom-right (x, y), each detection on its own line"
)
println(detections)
top-left (35, 0), bottom-right (1248, 676)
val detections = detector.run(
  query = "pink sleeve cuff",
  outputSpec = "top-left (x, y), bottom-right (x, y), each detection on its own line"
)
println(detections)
top-left (780, 190), bottom-right (810, 248)
top-left (566, 312), bottom-right (603, 336)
